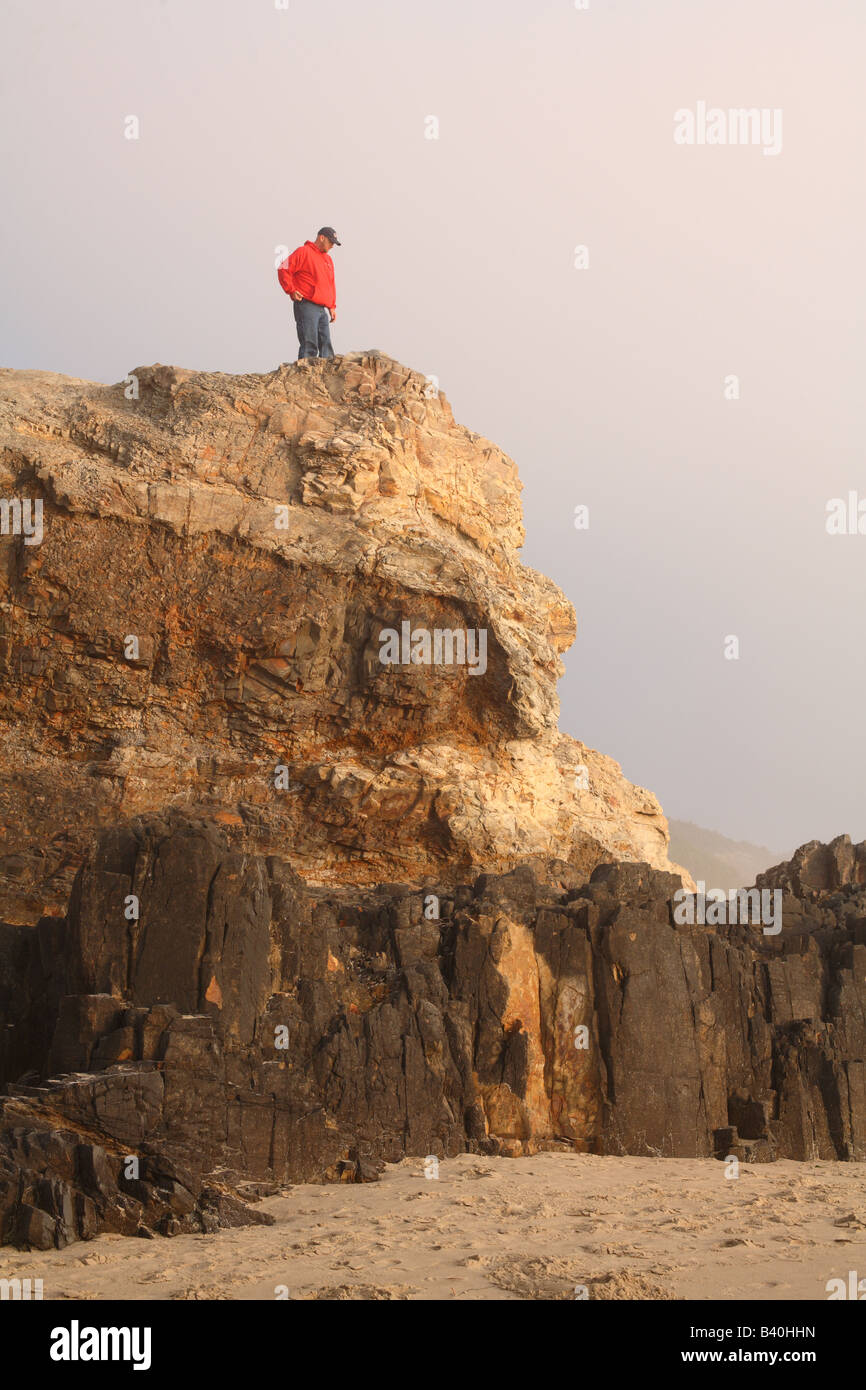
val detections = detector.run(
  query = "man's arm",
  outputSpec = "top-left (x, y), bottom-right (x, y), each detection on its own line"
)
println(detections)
top-left (277, 247), bottom-right (306, 299)
top-left (328, 265), bottom-right (336, 320)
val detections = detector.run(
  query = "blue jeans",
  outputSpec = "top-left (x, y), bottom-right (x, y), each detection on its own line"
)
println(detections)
top-left (293, 299), bottom-right (334, 359)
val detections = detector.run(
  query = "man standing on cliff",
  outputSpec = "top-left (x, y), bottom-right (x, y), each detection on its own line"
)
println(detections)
top-left (277, 228), bottom-right (340, 361)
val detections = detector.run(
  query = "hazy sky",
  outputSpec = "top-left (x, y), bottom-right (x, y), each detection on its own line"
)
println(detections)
top-left (2, 0), bottom-right (863, 854)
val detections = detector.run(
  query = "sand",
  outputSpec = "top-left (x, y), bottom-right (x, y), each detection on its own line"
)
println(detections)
top-left (3, 1153), bottom-right (865, 1301)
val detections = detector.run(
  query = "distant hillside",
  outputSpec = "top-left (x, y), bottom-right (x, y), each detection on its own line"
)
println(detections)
top-left (668, 820), bottom-right (785, 891)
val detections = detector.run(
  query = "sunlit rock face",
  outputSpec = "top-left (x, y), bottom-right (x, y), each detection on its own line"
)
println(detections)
top-left (0, 356), bottom-right (860, 1249)
top-left (0, 352), bottom-right (686, 922)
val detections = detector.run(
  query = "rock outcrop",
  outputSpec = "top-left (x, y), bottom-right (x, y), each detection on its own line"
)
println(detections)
top-left (1, 818), bottom-right (864, 1248)
top-left (0, 353), bottom-right (685, 923)
top-left (1, 353), bottom-right (861, 1253)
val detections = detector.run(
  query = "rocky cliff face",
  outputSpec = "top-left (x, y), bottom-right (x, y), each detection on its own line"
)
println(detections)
top-left (3, 353), bottom-right (861, 1254)
top-left (0, 353), bottom-right (684, 923)
top-left (1, 821), bottom-right (864, 1249)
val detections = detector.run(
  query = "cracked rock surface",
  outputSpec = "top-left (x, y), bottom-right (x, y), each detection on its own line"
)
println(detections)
top-left (0, 352), bottom-right (685, 923)
top-left (1, 818), bottom-right (863, 1248)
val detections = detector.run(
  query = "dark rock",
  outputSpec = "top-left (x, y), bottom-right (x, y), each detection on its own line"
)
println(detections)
top-left (0, 816), bottom-right (865, 1247)
top-left (46, 995), bottom-right (123, 1076)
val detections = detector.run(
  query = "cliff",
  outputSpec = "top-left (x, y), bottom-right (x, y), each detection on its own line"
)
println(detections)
top-left (1, 822), bottom-right (864, 1248)
top-left (0, 352), bottom-right (686, 923)
top-left (7, 353), bottom-right (860, 1255)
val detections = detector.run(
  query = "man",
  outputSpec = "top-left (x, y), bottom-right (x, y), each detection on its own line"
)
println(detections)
top-left (277, 227), bottom-right (341, 360)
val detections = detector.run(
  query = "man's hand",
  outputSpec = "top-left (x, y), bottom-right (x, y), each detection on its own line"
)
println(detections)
top-left (292, 291), bottom-right (304, 302)
top-left (329, 308), bottom-right (337, 323)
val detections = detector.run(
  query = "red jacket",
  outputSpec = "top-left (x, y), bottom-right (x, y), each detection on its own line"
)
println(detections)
top-left (277, 241), bottom-right (336, 310)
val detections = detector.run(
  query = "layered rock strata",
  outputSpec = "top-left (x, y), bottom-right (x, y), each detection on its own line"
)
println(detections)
top-left (0, 353), bottom-right (684, 923)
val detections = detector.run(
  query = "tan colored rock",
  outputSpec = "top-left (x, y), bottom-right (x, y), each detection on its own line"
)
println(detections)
top-left (0, 352), bottom-right (689, 921)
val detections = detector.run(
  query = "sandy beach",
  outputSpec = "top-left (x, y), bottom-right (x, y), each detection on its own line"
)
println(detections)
top-left (3, 1153), bottom-right (864, 1302)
